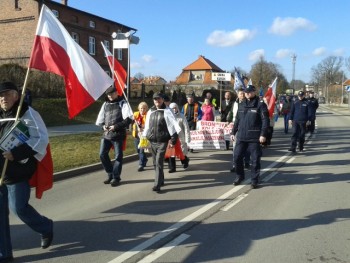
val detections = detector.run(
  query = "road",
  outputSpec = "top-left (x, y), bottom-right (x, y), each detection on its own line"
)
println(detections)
top-left (10, 105), bottom-right (350, 263)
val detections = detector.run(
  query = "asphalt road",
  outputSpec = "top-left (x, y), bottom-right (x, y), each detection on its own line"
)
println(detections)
top-left (9, 105), bottom-right (350, 263)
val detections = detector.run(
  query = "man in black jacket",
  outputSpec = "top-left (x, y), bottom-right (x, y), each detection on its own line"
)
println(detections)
top-left (143, 92), bottom-right (179, 193)
top-left (220, 91), bottom-right (234, 150)
top-left (288, 90), bottom-right (311, 152)
top-left (231, 85), bottom-right (270, 188)
top-left (96, 86), bottom-right (133, 187)
top-left (306, 91), bottom-right (319, 133)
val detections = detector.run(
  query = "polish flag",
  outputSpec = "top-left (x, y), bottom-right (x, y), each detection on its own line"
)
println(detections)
top-left (264, 77), bottom-right (278, 118)
top-left (101, 42), bottom-right (127, 96)
top-left (29, 5), bottom-right (113, 118)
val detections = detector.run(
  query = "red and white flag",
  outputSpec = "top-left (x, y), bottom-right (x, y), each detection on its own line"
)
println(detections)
top-left (101, 42), bottom-right (127, 96)
top-left (264, 77), bottom-right (278, 118)
top-left (29, 5), bottom-right (113, 118)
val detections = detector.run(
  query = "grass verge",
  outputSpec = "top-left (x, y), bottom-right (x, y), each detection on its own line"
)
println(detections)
top-left (50, 132), bottom-right (137, 173)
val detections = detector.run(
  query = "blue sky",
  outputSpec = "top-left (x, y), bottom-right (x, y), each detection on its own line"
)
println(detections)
top-left (57, 0), bottom-right (349, 83)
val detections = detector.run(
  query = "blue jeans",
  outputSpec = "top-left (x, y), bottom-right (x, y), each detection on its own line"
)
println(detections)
top-left (0, 181), bottom-right (52, 259)
top-left (99, 138), bottom-right (123, 180)
top-left (134, 138), bottom-right (148, 167)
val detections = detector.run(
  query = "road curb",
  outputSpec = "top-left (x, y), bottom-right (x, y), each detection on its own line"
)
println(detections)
top-left (53, 153), bottom-right (140, 182)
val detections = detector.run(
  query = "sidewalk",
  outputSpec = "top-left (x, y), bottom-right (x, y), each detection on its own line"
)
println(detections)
top-left (47, 123), bottom-right (100, 137)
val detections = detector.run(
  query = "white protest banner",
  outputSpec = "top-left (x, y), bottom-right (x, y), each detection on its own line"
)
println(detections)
top-left (188, 121), bottom-right (234, 150)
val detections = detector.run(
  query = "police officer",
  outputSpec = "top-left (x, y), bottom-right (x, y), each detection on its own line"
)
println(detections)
top-left (288, 90), bottom-right (311, 152)
top-left (230, 85), bottom-right (270, 189)
top-left (307, 91), bottom-right (319, 133)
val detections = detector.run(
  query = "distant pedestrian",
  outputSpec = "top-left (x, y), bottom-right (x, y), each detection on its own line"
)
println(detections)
top-left (220, 91), bottom-right (234, 150)
top-left (307, 91), bottom-right (319, 133)
top-left (143, 92), bottom-right (180, 193)
top-left (132, 102), bottom-right (149, 172)
top-left (201, 98), bottom-right (215, 121)
top-left (96, 86), bottom-right (133, 187)
top-left (231, 85), bottom-right (270, 189)
top-left (168, 103), bottom-right (190, 172)
top-left (181, 94), bottom-right (202, 130)
top-left (281, 95), bottom-right (292, 134)
top-left (288, 90), bottom-right (311, 153)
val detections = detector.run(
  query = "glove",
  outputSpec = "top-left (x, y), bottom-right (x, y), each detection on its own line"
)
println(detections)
top-left (306, 121), bottom-right (311, 126)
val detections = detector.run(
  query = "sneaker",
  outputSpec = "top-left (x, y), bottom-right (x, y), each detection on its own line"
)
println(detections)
top-left (230, 167), bottom-right (236, 173)
top-left (288, 148), bottom-right (296, 153)
top-left (138, 166), bottom-right (144, 172)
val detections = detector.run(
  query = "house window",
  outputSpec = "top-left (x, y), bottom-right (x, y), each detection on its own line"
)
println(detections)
top-left (51, 9), bottom-right (59, 18)
top-left (103, 40), bottom-right (110, 56)
top-left (89, 20), bottom-right (95, 28)
top-left (89, 36), bottom-right (96, 55)
top-left (15, 0), bottom-right (21, 11)
top-left (72, 32), bottom-right (79, 44)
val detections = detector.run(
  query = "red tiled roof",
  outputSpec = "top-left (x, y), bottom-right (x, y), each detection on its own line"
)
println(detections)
top-left (183, 55), bottom-right (224, 71)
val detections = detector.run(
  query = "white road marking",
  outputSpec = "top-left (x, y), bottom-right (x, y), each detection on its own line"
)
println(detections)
top-left (137, 234), bottom-right (190, 263)
top-left (110, 135), bottom-right (305, 262)
top-left (221, 193), bottom-right (248, 212)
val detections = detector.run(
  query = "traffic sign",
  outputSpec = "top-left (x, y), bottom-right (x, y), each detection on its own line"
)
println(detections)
top-left (212, 72), bottom-right (231, 81)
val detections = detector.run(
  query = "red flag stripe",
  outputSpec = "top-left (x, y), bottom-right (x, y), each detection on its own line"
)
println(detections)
top-left (30, 36), bottom-right (95, 118)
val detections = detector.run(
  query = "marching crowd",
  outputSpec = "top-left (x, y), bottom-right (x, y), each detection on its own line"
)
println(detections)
top-left (0, 79), bottom-right (318, 262)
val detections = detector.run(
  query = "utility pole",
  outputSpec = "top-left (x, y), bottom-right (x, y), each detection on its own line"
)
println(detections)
top-left (291, 53), bottom-right (297, 94)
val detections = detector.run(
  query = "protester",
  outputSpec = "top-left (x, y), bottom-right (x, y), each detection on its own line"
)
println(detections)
top-left (220, 91), bottom-right (234, 150)
top-left (204, 91), bottom-right (218, 109)
top-left (132, 102), bottom-right (149, 172)
top-left (0, 81), bottom-right (54, 262)
top-left (288, 91), bottom-right (311, 153)
top-left (201, 98), bottom-right (215, 121)
top-left (307, 91), bottom-right (319, 133)
top-left (227, 88), bottom-right (251, 172)
top-left (181, 94), bottom-right (202, 130)
top-left (231, 85), bottom-right (270, 189)
top-left (168, 103), bottom-right (190, 172)
top-left (263, 99), bottom-right (278, 147)
top-left (143, 92), bottom-right (180, 193)
top-left (163, 94), bottom-right (171, 107)
top-left (280, 95), bottom-right (292, 134)
top-left (96, 86), bottom-right (133, 187)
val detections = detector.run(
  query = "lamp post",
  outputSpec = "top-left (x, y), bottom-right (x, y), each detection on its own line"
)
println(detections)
top-left (111, 30), bottom-right (140, 99)
top-left (291, 53), bottom-right (297, 94)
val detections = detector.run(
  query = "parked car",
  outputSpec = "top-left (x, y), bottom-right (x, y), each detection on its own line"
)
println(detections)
top-left (319, 96), bottom-right (326, 104)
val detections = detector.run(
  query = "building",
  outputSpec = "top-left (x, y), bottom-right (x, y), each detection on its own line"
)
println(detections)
top-left (0, 0), bottom-right (136, 75)
top-left (174, 55), bottom-right (234, 98)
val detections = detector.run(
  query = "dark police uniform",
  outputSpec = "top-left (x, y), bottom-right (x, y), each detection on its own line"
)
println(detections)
top-left (232, 86), bottom-right (269, 187)
top-left (289, 91), bottom-right (311, 152)
top-left (307, 93), bottom-right (319, 133)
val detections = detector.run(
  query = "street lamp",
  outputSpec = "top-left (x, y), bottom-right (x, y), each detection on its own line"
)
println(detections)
top-left (111, 30), bottom-right (140, 99)
top-left (291, 53), bottom-right (297, 94)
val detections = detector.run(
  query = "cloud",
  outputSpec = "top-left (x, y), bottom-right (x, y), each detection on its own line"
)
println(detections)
top-left (249, 49), bottom-right (265, 61)
top-left (130, 62), bottom-right (143, 69)
top-left (312, 47), bottom-right (327, 56)
top-left (269, 17), bottom-right (317, 36)
top-left (142, 54), bottom-right (156, 63)
top-left (276, 49), bottom-right (293, 59)
top-left (207, 29), bottom-right (256, 47)
top-left (332, 48), bottom-right (345, 56)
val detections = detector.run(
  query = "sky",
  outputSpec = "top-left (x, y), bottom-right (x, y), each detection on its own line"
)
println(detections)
top-left (55, 0), bottom-right (349, 84)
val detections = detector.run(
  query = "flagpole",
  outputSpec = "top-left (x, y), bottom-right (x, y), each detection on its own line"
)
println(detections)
top-left (0, 67), bottom-right (31, 185)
